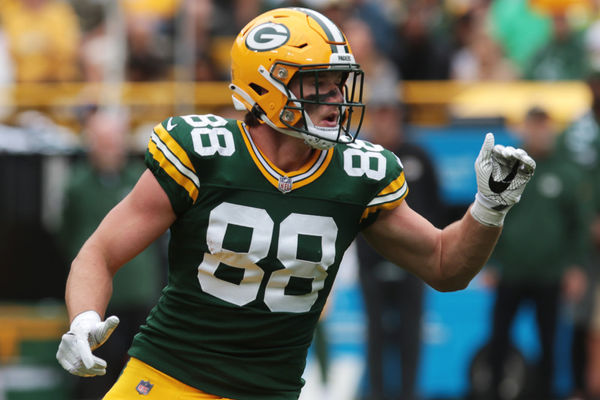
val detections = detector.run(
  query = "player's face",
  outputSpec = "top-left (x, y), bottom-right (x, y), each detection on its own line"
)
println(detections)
top-left (289, 71), bottom-right (345, 128)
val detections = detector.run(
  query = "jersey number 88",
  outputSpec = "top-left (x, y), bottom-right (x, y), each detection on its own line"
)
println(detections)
top-left (197, 202), bottom-right (338, 313)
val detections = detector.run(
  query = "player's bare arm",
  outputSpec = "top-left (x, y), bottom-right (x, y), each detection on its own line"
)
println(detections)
top-left (57, 170), bottom-right (175, 377)
top-left (362, 201), bottom-right (501, 292)
top-left (363, 133), bottom-right (535, 292)
top-left (66, 169), bottom-right (175, 320)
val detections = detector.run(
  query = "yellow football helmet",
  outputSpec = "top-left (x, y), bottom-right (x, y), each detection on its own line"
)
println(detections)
top-left (230, 7), bottom-right (365, 149)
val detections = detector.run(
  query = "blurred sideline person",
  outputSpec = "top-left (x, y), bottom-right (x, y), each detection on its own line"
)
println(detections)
top-left (0, 0), bottom-right (80, 82)
top-left (356, 66), bottom-right (443, 400)
top-left (555, 67), bottom-right (600, 400)
top-left (523, 12), bottom-right (586, 81)
top-left (343, 17), bottom-right (439, 399)
top-left (58, 109), bottom-right (163, 399)
top-left (486, 106), bottom-right (587, 400)
top-left (56, 7), bottom-right (535, 400)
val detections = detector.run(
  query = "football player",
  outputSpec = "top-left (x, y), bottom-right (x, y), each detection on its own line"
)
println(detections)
top-left (56, 7), bottom-right (535, 400)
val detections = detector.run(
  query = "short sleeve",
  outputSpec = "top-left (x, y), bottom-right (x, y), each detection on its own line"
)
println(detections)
top-left (145, 117), bottom-right (200, 215)
top-left (360, 149), bottom-right (409, 222)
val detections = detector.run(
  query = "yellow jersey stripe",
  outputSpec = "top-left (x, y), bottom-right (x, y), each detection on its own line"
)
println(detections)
top-left (239, 122), bottom-right (280, 188)
top-left (376, 172), bottom-right (406, 196)
top-left (293, 149), bottom-right (333, 190)
top-left (239, 121), bottom-right (333, 191)
top-left (148, 133), bottom-right (199, 202)
top-left (154, 123), bottom-right (195, 172)
top-left (257, 145), bottom-right (322, 178)
top-left (361, 175), bottom-right (408, 220)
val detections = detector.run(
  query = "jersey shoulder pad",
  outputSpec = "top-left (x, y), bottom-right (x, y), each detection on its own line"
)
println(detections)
top-left (155, 114), bottom-right (239, 144)
top-left (339, 139), bottom-right (408, 221)
top-left (338, 138), bottom-right (406, 183)
top-left (145, 114), bottom-right (241, 213)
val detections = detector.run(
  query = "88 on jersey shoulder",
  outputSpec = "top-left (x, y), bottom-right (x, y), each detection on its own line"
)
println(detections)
top-left (344, 140), bottom-right (388, 181)
top-left (181, 114), bottom-right (236, 157)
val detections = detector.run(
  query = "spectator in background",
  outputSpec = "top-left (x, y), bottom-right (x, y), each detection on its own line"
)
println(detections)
top-left (585, 20), bottom-right (600, 79)
top-left (123, 0), bottom-right (179, 81)
top-left (73, 0), bottom-right (180, 83)
top-left (0, 21), bottom-right (14, 121)
top-left (355, 67), bottom-right (443, 400)
top-left (311, 0), bottom-right (395, 57)
top-left (0, 22), bottom-right (13, 86)
top-left (449, 8), bottom-right (518, 82)
top-left (176, 0), bottom-right (223, 81)
top-left (68, 0), bottom-right (106, 35)
top-left (388, 0), bottom-right (452, 80)
top-left (342, 17), bottom-right (386, 79)
top-left (58, 109), bottom-right (164, 399)
top-left (79, 25), bottom-right (115, 84)
top-left (555, 66), bottom-right (600, 400)
top-left (349, 0), bottom-right (396, 57)
top-left (524, 12), bottom-right (587, 81)
top-left (487, 0), bottom-right (552, 76)
top-left (0, 0), bottom-right (81, 82)
top-left (334, 18), bottom-right (438, 399)
top-left (311, 0), bottom-right (351, 32)
top-left (487, 106), bottom-right (588, 400)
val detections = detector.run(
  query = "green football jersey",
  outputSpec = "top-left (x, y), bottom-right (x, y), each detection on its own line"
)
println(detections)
top-left (129, 114), bottom-right (407, 400)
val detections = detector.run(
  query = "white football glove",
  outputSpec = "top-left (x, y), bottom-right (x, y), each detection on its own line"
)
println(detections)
top-left (471, 132), bottom-right (536, 226)
top-left (56, 311), bottom-right (119, 377)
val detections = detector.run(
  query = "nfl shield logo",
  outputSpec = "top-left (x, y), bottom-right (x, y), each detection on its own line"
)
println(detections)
top-left (278, 175), bottom-right (293, 193)
top-left (136, 380), bottom-right (153, 395)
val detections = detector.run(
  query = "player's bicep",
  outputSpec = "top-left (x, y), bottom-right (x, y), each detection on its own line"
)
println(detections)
top-left (85, 170), bottom-right (176, 273)
top-left (362, 201), bottom-right (441, 285)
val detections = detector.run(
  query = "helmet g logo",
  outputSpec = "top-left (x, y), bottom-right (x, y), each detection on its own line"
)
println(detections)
top-left (246, 22), bottom-right (290, 52)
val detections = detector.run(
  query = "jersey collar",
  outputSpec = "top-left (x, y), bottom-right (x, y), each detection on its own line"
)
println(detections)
top-left (239, 121), bottom-right (333, 193)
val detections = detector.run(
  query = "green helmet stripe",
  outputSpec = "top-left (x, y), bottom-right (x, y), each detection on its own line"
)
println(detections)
top-left (291, 7), bottom-right (348, 54)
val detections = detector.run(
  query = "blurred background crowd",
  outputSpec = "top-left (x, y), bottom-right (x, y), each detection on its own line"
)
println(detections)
top-left (3, 0), bottom-right (600, 399)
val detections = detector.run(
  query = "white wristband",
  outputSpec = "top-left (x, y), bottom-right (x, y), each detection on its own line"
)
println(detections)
top-left (470, 193), bottom-right (511, 227)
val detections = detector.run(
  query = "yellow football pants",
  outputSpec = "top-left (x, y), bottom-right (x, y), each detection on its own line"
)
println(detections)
top-left (103, 357), bottom-right (234, 400)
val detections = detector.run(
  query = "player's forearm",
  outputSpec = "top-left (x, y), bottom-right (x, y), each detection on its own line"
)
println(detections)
top-left (65, 242), bottom-right (114, 323)
top-left (435, 206), bottom-right (501, 291)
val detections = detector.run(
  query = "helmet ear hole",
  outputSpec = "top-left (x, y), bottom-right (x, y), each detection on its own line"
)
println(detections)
top-left (249, 83), bottom-right (268, 96)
